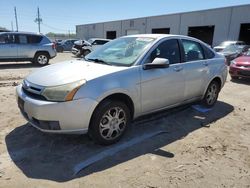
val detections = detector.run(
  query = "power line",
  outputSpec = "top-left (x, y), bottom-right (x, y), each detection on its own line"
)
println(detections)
top-left (41, 23), bottom-right (73, 32)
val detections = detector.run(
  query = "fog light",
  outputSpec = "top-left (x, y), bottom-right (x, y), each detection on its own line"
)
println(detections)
top-left (32, 118), bottom-right (61, 130)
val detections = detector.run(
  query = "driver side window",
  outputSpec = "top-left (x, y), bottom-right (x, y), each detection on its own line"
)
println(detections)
top-left (145, 39), bottom-right (181, 64)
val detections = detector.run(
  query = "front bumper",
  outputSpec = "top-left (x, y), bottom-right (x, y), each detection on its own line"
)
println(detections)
top-left (16, 85), bottom-right (98, 134)
top-left (71, 47), bottom-right (79, 55)
top-left (229, 65), bottom-right (250, 78)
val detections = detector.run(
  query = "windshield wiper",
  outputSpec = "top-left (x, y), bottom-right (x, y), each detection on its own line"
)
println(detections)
top-left (86, 58), bottom-right (111, 65)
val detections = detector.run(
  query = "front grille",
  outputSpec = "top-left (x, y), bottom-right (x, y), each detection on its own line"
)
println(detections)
top-left (22, 87), bottom-right (47, 101)
top-left (238, 70), bottom-right (250, 76)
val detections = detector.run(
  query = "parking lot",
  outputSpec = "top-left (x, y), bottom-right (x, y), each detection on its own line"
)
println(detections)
top-left (0, 53), bottom-right (249, 187)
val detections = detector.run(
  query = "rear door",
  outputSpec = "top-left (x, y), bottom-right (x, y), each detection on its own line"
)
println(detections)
top-left (17, 34), bottom-right (43, 58)
top-left (0, 33), bottom-right (18, 58)
top-left (180, 39), bottom-right (209, 100)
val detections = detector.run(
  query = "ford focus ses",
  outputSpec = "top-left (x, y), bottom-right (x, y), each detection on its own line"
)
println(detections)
top-left (16, 34), bottom-right (227, 145)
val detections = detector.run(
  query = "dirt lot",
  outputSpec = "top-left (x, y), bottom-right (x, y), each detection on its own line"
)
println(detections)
top-left (0, 53), bottom-right (249, 188)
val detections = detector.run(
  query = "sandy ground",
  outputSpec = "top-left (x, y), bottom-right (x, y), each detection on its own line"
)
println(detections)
top-left (0, 53), bottom-right (249, 188)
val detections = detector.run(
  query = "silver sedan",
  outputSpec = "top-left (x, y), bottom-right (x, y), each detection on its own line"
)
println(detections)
top-left (16, 34), bottom-right (227, 145)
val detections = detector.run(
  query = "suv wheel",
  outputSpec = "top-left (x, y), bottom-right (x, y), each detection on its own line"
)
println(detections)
top-left (202, 80), bottom-right (220, 107)
top-left (89, 100), bottom-right (131, 145)
top-left (34, 52), bottom-right (49, 66)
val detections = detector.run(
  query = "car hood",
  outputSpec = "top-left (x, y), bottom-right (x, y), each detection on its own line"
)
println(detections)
top-left (26, 60), bottom-right (127, 87)
top-left (234, 56), bottom-right (250, 65)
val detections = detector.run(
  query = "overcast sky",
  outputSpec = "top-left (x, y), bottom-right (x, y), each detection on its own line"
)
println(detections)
top-left (1, 0), bottom-right (250, 34)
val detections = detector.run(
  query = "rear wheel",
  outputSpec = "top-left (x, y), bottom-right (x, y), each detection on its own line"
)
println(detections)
top-left (202, 80), bottom-right (220, 107)
top-left (33, 52), bottom-right (49, 66)
top-left (89, 100), bottom-right (131, 145)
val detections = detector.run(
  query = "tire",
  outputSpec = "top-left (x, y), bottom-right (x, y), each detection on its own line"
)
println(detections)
top-left (89, 100), bottom-right (131, 145)
top-left (57, 46), bottom-right (64, 53)
top-left (83, 50), bottom-right (91, 57)
top-left (202, 80), bottom-right (220, 107)
top-left (33, 52), bottom-right (49, 66)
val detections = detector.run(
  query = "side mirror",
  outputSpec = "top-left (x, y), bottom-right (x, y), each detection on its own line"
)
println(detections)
top-left (143, 58), bottom-right (170, 70)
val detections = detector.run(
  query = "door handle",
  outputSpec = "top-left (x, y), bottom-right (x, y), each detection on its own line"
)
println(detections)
top-left (203, 62), bottom-right (208, 66)
top-left (174, 66), bottom-right (183, 72)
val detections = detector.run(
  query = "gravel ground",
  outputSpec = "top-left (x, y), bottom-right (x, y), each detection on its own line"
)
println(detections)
top-left (0, 53), bottom-right (249, 188)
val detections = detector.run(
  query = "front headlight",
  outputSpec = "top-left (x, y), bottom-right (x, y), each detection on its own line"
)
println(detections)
top-left (230, 60), bottom-right (236, 66)
top-left (42, 80), bottom-right (86, 101)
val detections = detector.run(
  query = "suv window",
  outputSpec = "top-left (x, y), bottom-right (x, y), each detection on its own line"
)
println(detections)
top-left (182, 39), bottom-right (204, 61)
top-left (146, 39), bottom-right (181, 64)
top-left (0, 34), bottom-right (15, 44)
top-left (27, 35), bottom-right (42, 44)
top-left (18, 35), bottom-right (28, 44)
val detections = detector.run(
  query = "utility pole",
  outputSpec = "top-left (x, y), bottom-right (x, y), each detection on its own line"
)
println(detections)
top-left (14, 7), bottom-right (18, 31)
top-left (11, 21), bottom-right (14, 31)
top-left (35, 7), bottom-right (42, 33)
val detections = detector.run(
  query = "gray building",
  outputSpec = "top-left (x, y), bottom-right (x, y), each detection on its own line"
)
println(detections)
top-left (76, 4), bottom-right (250, 46)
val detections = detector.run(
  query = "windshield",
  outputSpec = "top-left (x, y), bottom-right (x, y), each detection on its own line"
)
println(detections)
top-left (220, 41), bottom-right (234, 47)
top-left (222, 44), bottom-right (241, 53)
top-left (85, 37), bottom-right (155, 66)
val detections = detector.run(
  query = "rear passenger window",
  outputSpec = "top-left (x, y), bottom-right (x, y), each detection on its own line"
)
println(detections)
top-left (202, 44), bottom-right (215, 59)
top-left (146, 39), bottom-right (181, 64)
top-left (18, 35), bottom-right (28, 44)
top-left (182, 39), bottom-right (204, 61)
top-left (27, 35), bottom-right (42, 43)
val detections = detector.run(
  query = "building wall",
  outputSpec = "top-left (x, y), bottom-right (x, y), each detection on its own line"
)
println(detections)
top-left (76, 4), bottom-right (250, 46)
top-left (146, 14), bottom-right (181, 34)
top-left (103, 21), bottom-right (122, 38)
top-left (229, 5), bottom-right (250, 40)
top-left (179, 8), bottom-right (232, 46)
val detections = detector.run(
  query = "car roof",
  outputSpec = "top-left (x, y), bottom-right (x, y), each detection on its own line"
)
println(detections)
top-left (122, 34), bottom-right (205, 42)
top-left (88, 38), bottom-right (111, 41)
top-left (0, 31), bottom-right (43, 36)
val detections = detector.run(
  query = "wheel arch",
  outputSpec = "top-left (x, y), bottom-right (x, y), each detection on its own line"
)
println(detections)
top-left (34, 51), bottom-right (50, 58)
top-left (203, 76), bottom-right (223, 97)
top-left (91, 92), bottom-right (135, 123)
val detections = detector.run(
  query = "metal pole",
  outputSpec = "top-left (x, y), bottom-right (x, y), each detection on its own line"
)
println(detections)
top-left (14, 7), bottom-right (18, 31)
top-left (38, 7), bottom-right (41, 33)
top-left (11, 21), bottom-right (14, 31)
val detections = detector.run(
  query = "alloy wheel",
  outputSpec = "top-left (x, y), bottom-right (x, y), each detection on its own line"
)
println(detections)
top-left (99, 107), bottom-right (127, 140)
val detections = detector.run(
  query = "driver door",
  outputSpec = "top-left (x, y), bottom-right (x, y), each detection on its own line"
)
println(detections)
top-left (140, 39), bottom-right (185, 114)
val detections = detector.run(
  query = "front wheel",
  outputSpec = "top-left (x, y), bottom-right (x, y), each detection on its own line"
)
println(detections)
top-left (202, 81), bottom-right (220, 107)
top-left (89, 100), bottom-right (131, 145)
